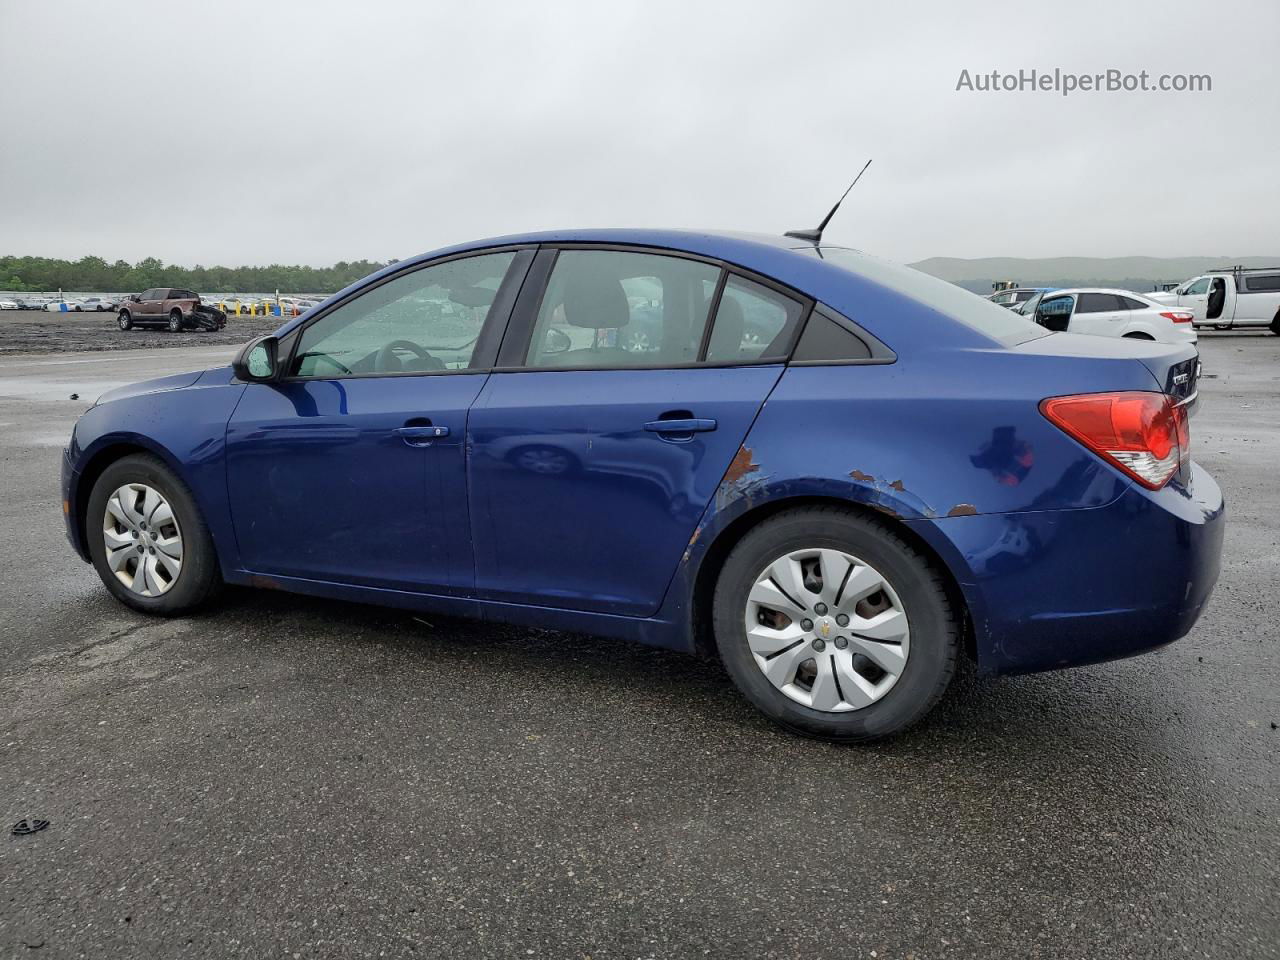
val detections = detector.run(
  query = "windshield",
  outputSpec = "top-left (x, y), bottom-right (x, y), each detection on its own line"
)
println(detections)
top-left (800, 246), bottom-right (1047, 344)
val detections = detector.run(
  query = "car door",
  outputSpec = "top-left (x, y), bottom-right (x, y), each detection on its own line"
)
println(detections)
top-left (1069, 292), bottom-right (1128, 337)
top-left (1035, 293), bottom-right (1075, 332)
top-left (1177, 276), bottom-right (1210, 321)
top-left (224, 248), bottom-right (532, 593)
top-left (467, 247), bottom-right (806, 617)
top-left (135, 289), bottom-right (157, 320)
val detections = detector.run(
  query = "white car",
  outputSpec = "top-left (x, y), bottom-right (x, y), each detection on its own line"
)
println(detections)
top-left (0, 299), bottom-right (18, 310)
top-left (1019, 288), bottom-right (1196, 345)
top-left (1148, 267), bottom-right (1280, 333)
top-left (75, 296), bottom-right (119, 312)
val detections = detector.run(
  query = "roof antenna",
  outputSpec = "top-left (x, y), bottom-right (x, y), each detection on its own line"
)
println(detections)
top-left (784, 159), bottom-right (872, 245)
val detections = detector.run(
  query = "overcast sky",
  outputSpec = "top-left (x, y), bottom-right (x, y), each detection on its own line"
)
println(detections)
top-left (1, 0), bottom-right (1276, 267)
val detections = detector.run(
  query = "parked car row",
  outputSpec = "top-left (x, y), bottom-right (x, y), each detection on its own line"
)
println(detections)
top-left (985, 266), bottom-right (1280, 340)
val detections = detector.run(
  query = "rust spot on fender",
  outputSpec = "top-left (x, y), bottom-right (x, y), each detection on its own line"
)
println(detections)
top-left (250, 574), bottom-right (283, 590)
top-left (681, 525), bottom-right (704, 565)
top-left (849, 469), bottom-right (875, 483)
top-left (725, 445), bottom-right (761, 487)
top-left (889, 479), bottom-right (906, 492)
top-left (946, 503), bottom-right (978, 517)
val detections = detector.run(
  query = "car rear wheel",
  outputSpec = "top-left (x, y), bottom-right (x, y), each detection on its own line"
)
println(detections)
top-left (168, 310), bottom-right (183, 332)
top-left (86, 454), bottom-right (221, 615)
top-left (713, 507), bottom-right (958, 741)
top-left (117, 311), bottom-right (132, 330)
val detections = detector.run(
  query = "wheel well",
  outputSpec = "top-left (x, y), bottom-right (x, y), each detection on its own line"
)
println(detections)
top-left (689, 495), bottom-right (975, 662)
top-left (74, 443), bottom-right (151, 549)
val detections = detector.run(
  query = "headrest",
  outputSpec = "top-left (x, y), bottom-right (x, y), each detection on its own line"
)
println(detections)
top-left (562, 272), bottom-right (630, 329)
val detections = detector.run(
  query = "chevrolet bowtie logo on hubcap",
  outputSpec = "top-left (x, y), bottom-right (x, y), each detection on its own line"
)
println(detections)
top-left (816, 617), bottom-right (834, 638)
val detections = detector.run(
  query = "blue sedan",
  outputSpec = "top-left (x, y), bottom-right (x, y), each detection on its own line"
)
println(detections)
top-left (61, 230), bottom-right (1224, 740)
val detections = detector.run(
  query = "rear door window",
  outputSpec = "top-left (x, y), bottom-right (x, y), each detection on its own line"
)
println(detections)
top-left (704, 275), bottom-right (803, 364)
top-left (525, 250), bottom-right (720, 369)
top-left (1076, 293), bottom-right (1125, 313)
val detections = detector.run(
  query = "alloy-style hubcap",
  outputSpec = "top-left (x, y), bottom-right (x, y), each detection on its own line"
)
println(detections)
top-left (102, 483), bottom-right (183, 596)
top-left (744, 548), bottom-right (910, 712)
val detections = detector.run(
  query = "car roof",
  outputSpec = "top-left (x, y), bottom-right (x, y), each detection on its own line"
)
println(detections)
top-left (1043, 287), bottom-right (1152, 298)
top-left (273, 228), bottom-right (1040, 350)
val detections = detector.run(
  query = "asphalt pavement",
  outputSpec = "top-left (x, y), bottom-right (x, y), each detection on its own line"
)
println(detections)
top-left (0, 334), bottom-right (1277, 958)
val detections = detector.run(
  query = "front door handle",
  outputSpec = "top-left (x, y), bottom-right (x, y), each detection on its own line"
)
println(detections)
top-left (394, 424), bottom-right (450, 446)
top-left (643, 417), bottom-right (717, 438)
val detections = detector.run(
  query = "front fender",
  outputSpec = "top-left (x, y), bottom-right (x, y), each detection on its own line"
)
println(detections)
top-left (67, 369), bottom-right (247, 576)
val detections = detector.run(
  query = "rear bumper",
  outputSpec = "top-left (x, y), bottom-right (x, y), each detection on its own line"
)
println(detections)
top-left (910, 462), bottom-right (1224, 675)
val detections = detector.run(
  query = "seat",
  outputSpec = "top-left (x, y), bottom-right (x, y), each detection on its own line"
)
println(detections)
top-left (547, 270), bottom-right (636, 367)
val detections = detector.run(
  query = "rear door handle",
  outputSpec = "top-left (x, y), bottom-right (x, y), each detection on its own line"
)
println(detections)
top-left (644, 418), bottom-right (717, 435)
top-left (394, 424), bottom-right (450, 446)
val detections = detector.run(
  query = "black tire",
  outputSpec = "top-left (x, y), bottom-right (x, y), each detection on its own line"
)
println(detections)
top-left (712, 507), bottom-right (959, 742)
top-left (86, 454), bottom-right (221, 615)
top-left (168, 309), bottom-right (183, 332)
top-left (117, 310), bottom-right (132, 330)
top-left (1271, 315), bottom-right (1280, 335)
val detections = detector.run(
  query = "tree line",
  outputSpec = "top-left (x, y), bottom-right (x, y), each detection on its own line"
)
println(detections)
top-left (0, 255), bottom-right (399, 294)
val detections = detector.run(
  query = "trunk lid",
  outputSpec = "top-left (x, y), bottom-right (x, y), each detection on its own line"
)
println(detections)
top-left (1011, 332), bottom-right (1199, 407)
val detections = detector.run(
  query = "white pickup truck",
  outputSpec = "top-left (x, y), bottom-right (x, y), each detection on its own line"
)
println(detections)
top-left (1149, 267), bottom-right (1280, 333)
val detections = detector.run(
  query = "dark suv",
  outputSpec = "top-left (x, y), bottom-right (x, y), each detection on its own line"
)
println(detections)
top-left (118, 289), bottom-right (226, 332)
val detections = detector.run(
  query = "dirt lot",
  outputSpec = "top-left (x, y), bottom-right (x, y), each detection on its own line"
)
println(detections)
top-left (0, 309), bottom-right (279, 354)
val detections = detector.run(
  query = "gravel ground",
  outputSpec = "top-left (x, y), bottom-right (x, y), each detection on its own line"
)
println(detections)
top-left (0, 309), bottom-right (279, 354)
top-left (0, 333), bottom-right (1277, 958)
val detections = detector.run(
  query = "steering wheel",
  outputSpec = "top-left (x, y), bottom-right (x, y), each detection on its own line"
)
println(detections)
top-left (375, 339), bottom-right (438, 373)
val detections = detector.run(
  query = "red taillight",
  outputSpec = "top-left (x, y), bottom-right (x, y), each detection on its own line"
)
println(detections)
top-left (1040, 391), bottom-right (1189, 489)
top-left (1160, 311), bottom-right (1194, 323)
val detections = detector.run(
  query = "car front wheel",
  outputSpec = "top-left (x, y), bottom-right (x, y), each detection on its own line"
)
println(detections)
top-left (117, 311), bottom-right (132, 330)
top-left (86, 454), bottom-right (221, 615)
top-left (713, 507), bottom-right (959, 741)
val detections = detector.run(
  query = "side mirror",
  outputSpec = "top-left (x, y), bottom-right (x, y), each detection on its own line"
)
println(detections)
top-left (233, 335), bottom-right (280, 382)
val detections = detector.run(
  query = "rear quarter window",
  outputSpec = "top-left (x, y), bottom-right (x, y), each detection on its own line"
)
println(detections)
top-left (802, 247), bottom-right (1046, 344)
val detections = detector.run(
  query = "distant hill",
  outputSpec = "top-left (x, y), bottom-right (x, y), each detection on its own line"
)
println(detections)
top-left (908, 256), bottom-right (1280, 294)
